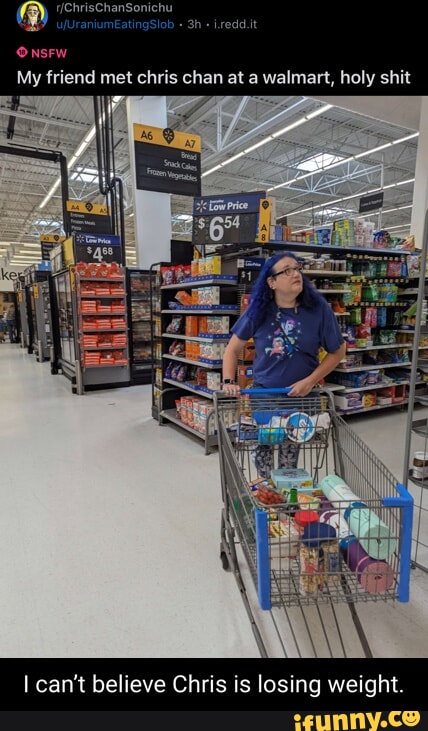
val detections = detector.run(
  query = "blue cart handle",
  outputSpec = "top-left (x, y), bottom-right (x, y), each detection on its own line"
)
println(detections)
top-left (240, 387), bottom-right (292, 395)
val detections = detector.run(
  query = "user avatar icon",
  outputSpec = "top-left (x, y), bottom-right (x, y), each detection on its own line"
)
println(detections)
top-left (17, 2), bottom-right (48, 31)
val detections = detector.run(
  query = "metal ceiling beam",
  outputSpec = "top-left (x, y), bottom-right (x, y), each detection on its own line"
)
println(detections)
top-left (0, 144), bottom-right (70, 237)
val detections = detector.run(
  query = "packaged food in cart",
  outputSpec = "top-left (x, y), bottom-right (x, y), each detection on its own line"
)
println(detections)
top-left (215, 387), bottom-right (414, 658)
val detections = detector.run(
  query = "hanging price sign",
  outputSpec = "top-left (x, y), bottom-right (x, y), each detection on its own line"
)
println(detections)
top-left (192, 192), bottom-right (271, 246)
top-left (73, 233), bottom-right (122, 264)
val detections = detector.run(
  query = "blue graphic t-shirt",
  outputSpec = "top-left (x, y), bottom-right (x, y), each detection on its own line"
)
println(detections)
top-left (231, 299), bottom-right (344, 388)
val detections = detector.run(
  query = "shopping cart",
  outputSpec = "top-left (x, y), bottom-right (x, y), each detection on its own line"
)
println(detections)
top-left (215, 387), bottom-right (414, 658)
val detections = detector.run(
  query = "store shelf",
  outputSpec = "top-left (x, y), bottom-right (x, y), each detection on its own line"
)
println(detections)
top-left (163, 377), bottom-right (216, 398)
top-left (335, 362), bottom-right (411, 373)
top-left (153, 256), bottom-right (239, 452)
top-left (162, 333), bottom-right (230, 342)
top-left (335, 399), bottom-right (409, 416)
top-left (163, 354), bottom-right (223, 368)
top-left (159, 408), bottom-right (218, 454)
top-left (74, 264), bottom-right (131, 393)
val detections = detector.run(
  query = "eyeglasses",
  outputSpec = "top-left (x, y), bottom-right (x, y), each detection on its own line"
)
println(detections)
top-left (271, 265), bottom-right (303, 278)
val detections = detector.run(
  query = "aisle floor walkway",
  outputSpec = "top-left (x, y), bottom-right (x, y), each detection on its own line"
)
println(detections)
top-left (1, 342), bottom-right (428, 658)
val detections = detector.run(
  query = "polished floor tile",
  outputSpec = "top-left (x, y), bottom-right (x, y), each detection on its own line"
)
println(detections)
top-left (1, 342), bottom-right (427, 658)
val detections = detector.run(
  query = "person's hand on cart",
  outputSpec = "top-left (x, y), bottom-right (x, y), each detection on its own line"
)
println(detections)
top-left (285, 376), bottom-right (324, 398)
top-left (221, 378), bottom-right (241, 395)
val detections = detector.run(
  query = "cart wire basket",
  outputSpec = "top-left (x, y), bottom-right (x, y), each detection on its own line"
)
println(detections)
top-left (215, 387), bottom-right (413, 657)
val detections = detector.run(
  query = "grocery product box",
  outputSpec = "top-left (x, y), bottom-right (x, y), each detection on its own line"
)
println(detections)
top-left (237, 365), bottom-right (253, 389)
top-left (243, 339), bottom-right (255, 361)
top-left (333, 393), bottom-right (364, 411)
top-left (269, 518), bottom-right (300, 570)
top-left (270, 468), bottom-right (314, 494)
top-left (282, 225), bottom-right (292, 241)
top-left (184, 341), bottom-right (200, 360)
top-left (199, 341), bottom-right (226, 362)
top-left (377, 385), bottom-right (406, 404)
top-left (204, 255), bottom-right (222, 275)
top-left (362, 392), bottom-right (377, 408)
top-left (185, 316), bottom-right (199, 336)
top-left (198, 286), bottom-right (220, 306)
top-left (205, 315), bottom-right (230, 335)
top-left (206, 371), bottom-right (221, 391)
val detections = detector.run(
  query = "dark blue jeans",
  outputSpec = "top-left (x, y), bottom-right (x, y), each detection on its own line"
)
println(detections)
top-left (249, 383), bottom-right (300, 478)
top-left (6, 320), bottom-right (15, 343)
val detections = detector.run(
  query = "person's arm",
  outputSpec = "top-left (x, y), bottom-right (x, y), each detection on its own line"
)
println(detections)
top-left (221, 333), bottom-right (247, 393)
top-left (287, 342), bottom-right (346, 397)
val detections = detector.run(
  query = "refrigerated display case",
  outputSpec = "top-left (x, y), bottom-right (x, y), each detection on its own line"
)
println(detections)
top-left (14, 276), bottom-right (29, 349)
top-left (22, 263), bottom-right (52, 356)
top-left (51, 266), bottom-right (77, 380)
top-left (29, 277), bottom-right (57, 362)
top-left (126, 268), bottom-right (154, 385)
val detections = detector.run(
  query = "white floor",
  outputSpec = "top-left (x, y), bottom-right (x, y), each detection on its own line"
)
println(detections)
top-left (1, 341), bottom-right (428, 659)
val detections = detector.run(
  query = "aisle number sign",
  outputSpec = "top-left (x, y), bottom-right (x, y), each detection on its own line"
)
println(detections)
top-left (133, 123), bottom-right (201, 196)
top-left (192, 192), bottom-right (273, 246)
top-left (66, 201), bottom-right (112, 235)
top-left (40, 233), bottom-right (66, 261)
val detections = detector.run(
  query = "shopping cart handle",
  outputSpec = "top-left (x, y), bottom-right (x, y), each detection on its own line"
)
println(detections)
top-left (240, 387), bottom-right (292, 394)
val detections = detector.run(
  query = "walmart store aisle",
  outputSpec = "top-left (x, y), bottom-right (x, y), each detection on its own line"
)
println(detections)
top-left (1, 343), bottom-right (428, 659)
top-left (0, 344), bottom-right (260, 658)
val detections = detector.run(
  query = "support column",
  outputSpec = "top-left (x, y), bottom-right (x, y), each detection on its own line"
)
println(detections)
top-left (126, 96), bottom-right (171, 268)
top-left (411, 97), bottom-right (428, 249)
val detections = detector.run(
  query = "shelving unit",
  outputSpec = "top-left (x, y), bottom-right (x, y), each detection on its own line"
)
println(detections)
top-left (21, 264), bottom-right (52, 356)
top-left (401, 212), bottom-right (428, 574)
top-left (50, 263), bottom-right (131, 394)
top-left (74, 264), bottom-right (130, 394)
top-left (30, 277), bottom-right (57, 363)
top-left (126, 268), bottom-right (154, 385)
top-left (150, 240), bottom-right (421, 447)
top-left (288, 246), bottom-right (416, 415)
top-left (228, 242), bottom-right (418, 414)
top-left (152, 257), bottom-right (239, 453)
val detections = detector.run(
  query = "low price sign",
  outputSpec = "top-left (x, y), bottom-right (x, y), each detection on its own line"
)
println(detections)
top-left (73, 233), bottom-right (122, 264)
top-left (192, 191), bottom-right (272, 246)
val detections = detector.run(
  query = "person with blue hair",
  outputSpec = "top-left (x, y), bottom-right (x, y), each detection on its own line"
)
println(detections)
top-left (221, 251), bottom-right (346, 476)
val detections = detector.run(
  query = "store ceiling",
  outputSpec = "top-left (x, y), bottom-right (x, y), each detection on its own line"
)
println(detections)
top-left (0, 94), bottom-right (421, 268)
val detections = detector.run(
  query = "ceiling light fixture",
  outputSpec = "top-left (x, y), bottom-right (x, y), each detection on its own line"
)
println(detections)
top-left (201, 103), bottom-right (333, 177)
top-left (284, 178), bottom-right (415, 223)
top-left (268, 133), bottom-right (418, 193)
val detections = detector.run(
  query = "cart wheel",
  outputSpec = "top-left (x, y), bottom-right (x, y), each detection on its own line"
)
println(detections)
top-left (220, 550), bottom-right (230, 571)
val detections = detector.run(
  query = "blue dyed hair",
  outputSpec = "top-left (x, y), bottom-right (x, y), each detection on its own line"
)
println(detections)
top-left (245, 251), bottom-right (327, 329)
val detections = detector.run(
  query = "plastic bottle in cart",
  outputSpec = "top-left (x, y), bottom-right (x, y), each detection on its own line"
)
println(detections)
top-left (285, 487), bottom-right (299, 516)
